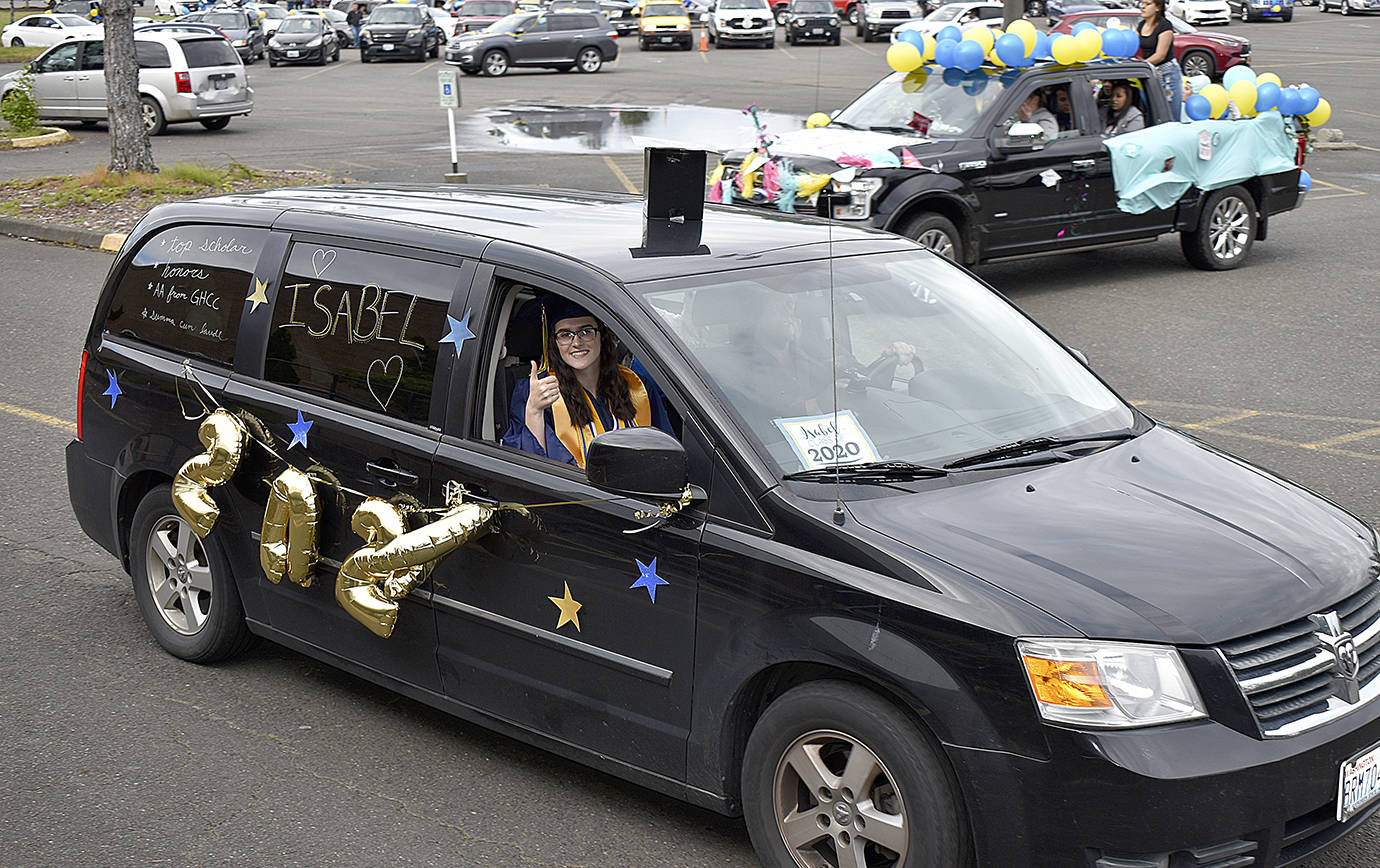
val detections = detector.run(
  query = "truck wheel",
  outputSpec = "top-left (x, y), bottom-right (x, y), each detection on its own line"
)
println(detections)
top-left (128, 484), bottom-right (254, 663)
top-left (1181, 185), bottom-right (1256, 270)
top-left (743, 681), bottom-right (969, 868)
top-left (1179, 49), bottom-right (1214, 79)
top-left (901, 212), bottom-right (963, 262)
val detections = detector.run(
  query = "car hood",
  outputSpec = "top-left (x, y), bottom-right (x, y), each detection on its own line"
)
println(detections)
top-left (715, 7), bottom-right (772, 17)
top-left (844, 426), bottom-right (1380, 645)
top-left (642, 13), bottom-right (690, 23)
top-left (275, 30), bottom-right (325, 41)
top-left (1192, 31), bottom-right (1248, 46)
top-left (724, 126), bottom-right (951, 173)
top-left (365, 21), bottom-right (422, 30)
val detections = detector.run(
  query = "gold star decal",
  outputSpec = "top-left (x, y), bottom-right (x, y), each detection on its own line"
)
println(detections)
top-left (548, 582), bottom-right (582, 632)
top-left (246, 278), bottom-right (269, 313)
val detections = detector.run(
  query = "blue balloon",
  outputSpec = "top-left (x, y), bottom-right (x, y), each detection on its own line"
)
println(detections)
top-left (1278, 87), bottom-right (1304, 116)
top-left (995, 32), bottom-right (1026, 67)
top-left (1031, 30), bottom-right (1051, 60)
top-left (962, 70), bottom-right (989, 95)
top-left (1115, 27), bottom-right (1137, 57)
top-left (1071, 20), bottom-right (1097, 34)
top-left (1100, 28), bottom-right (1121, 58)
top-left (1221, 65), bottom-right (1256, 89)
top-left (934, 38), bottom-right (958, 67)
top-left (1184, 94), bottom-right (1211, 121)
top-left (898, 28), bottom-right (925, 48)
top-left (1296, 86), bottom-right (1320, 115)
top-left (1298, 169), bottom-right (1311, 192)
top-left (954, 39), bottom-right (984, 72)
top-left (936, 25), bottom-right (962, 43)
top-left (1254, 81), bottom-right (1281, 111)
top-left (999, 68), bottom-right (1023, 86)
top-left (942, 65), bottom-right (965, 85)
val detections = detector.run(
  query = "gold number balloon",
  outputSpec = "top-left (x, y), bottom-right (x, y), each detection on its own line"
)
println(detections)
top-left (171, 409), bottom-right (247, 538)
top-left (259, 466), bottom-right (320, 587)
top-left (337, 496), bottom-right (493, 638)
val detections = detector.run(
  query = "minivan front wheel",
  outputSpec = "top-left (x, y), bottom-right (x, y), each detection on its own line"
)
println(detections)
top-left (140, 96), bottom-right (166, 136)
top-left (482, 48), bottom-right (509, 76)
top-left (128, 485), bottom-right (253, 663)
top-left (743, 681), bottom-right (969, 868)
top-left (576, 46), bottom-right (602, 72)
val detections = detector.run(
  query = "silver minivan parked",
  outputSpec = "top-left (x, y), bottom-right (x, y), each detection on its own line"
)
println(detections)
top-left (0, 30), bottom-right (253, 134)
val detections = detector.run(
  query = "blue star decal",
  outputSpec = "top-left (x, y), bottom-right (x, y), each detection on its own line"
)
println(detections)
top-left (286, 409), bottom-right (313, 451)
top-left (439, 309), bottom-right (475, 353)
top-left (102, 369), bottom-right (122, 409)
top-left (629, 557), bottom-right (669, 603)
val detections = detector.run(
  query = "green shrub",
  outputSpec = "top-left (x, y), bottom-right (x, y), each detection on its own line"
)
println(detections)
top-left (1, 66), bottom-right (41, 135)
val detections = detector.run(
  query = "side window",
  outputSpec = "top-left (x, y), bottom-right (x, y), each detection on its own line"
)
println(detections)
top-left (104, 225), bottom-right (267, 366)
top-left (135, 40), bottom-right (172, 69)
top-left (524, 15), bottom-right (550, 32)
top-left (1094, 76), bottom-right (1152, 134)
top-left (37, 42), bottom-right (79, 73)
top-left (1002, 80), bottom-right (1076, 141)
top-left (1041, 81), bottom-right (1086, 137)
top-left (80, 40), bottom-right (104, 70)
top-left (264, 244), bottom-right (460, 426)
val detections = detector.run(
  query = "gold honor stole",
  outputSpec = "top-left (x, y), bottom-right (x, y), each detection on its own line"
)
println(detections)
top-left (551, 366), bottom-right (651, 468)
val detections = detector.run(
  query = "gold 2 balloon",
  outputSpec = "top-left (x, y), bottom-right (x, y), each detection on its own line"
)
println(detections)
top-left (171, 409), bottom-right (247, 537)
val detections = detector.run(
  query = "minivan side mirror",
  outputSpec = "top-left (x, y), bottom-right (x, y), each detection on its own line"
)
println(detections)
top-left (585, 427), bottom-right (689, 502)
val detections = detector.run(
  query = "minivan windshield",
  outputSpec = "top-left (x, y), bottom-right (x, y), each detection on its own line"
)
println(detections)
top-left (832, 68), bottom-right (1017, 138)
top-left (637, 252), bottom-right (1134, 475)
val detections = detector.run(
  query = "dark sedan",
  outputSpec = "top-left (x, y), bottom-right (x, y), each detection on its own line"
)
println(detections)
top-left (359, 2), bottom-right (446, 61)
top-left (444, 10), bottom-right (617, 75)
top-left (784, 0), bottom-right (840, 43)
top-left (176, 8), bottom-right (266, 62)
top-left (267, 14), bottom-right (341, 65)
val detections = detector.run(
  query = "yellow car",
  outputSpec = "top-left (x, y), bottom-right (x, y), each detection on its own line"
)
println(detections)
top-left (638, 1), bottom-right (692, 49)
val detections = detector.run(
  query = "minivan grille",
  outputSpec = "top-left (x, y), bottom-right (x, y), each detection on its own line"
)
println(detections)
top-left (1219, 581), bottom-right (1380, 737)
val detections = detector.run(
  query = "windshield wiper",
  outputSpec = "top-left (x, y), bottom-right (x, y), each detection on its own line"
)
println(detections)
top-left (942, 429), bottom-right (1139, 471)
top-left (868, 125), bottom-right (925, 134)
top-left (828, 120), bottom-right (862, 130)
top-left (782, 460), bottom-right (950, 484)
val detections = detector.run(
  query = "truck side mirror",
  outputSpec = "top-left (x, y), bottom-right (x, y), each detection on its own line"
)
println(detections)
top-left (997, 122), bottom-right (1046, 152)
top-left (585, 427), bottom-right (689, 502)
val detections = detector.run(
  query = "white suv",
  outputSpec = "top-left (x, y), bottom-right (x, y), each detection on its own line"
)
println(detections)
top-left (707, 0), bottom-right (776, 47)
top-left (0, 29), bottom-right (253, 134)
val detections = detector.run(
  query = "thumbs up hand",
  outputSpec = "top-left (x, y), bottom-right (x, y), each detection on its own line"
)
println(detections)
top-left (526, 361), bottom-right (561, 415)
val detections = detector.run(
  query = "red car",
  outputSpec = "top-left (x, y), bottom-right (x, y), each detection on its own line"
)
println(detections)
top-left (1051, 9), bottom-right (1249, 79)
top-left (454, 0), bottom-right (517, 33)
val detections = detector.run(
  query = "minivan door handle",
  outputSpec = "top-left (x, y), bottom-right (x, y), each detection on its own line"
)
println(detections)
top-left (366, 461), bottom-right (419, 488)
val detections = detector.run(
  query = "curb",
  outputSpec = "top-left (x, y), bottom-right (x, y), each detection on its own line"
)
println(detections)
top-left (0, 216), bottom-right (127, 252)
top-left (3, 127), bottom-right (73, 149)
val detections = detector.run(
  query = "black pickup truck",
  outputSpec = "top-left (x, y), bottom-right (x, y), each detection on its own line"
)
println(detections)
top-left (715, 59), bottom-right (1305, 270)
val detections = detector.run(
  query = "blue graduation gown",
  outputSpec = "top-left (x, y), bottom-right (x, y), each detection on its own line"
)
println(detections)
top-left (502, 365), bottom-right (674, 466)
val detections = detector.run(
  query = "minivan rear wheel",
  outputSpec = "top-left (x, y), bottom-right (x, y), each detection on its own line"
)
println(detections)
top-left (743, 681), bottom-right (969, 868)
top-left (140, 96), bottom-right (166, 136)
top-left (128, 485), bottom-right (253, 663)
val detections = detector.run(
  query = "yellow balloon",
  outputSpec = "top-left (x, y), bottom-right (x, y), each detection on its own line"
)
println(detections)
top-left (806, 112), bottom-right (831, 128)
top-left (989, 48), bottom-right (1005, 68)
top-left (1051, 34), bottom-right (1079, 65)
top-left (1228, 80), bottom-right (1257, 116)
top-left (964, 23), bottom-right (994, 55)
top-left (887, 41), bottom-right (923, 73)
top-left (1306, 98), bottom-right (1331, 127)
top-left (901, 67), bottom-right (929, 93)
top-left (1256, 72), bottom-right (1282, 87)
top-left (1007, 18), bottom-right (1036, 55)
top-left (922, 32), bottom-right (937, 61)
top-left (1075, 28), bottom-right (1101, 61)
top-left (1200, 83), bottom-right (1229, 119)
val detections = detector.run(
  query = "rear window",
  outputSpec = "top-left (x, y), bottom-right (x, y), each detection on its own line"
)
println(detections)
top-left (104, 226), bottom-right (268, 367)
top-left (264, 244), bottom-right (461, 426)
top-left (135, 40), bottom-right (171, 68)
top-left (180, 37), bottom-right (240, 68)
top-left (203, 12), bottom-right (249, 27)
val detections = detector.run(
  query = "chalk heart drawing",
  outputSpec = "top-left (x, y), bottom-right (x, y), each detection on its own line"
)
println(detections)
top-left (311, 248), bottom-right (336, 278)
top-left (367, 355), bottom-right (404, 412)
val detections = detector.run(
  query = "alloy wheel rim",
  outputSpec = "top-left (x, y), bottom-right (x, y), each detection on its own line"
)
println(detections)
top-left (579, 49), bottom-right (600, 70)
top-left (1208, 196), bottom-right (1249, 260)
top-left (772, 729), bottom-right (908, 868)
top-left (1183, 54), bottom-right (1208, 77)
top-left (141, 102), bottom-right (157, 131)
top-left (916, 228), bottom-right (955, 259)
top-left (145, 515), bottom-right (213, 635)
top-left (485, 52), bottom-right (506, 74)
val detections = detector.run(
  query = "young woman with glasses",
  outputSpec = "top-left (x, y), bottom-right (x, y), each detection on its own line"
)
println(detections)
top-left (1137, 0), bottom-right (1183, 122)
top-left (503, 295), bottom-right (674, 468)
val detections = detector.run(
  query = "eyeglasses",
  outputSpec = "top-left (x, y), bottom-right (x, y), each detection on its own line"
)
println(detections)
top-left (554, 325), bottom-right (600, 345)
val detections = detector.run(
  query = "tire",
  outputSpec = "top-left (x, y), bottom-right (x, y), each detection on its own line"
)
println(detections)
top-left (10, 37), bottom-right (22, 47)
top-left (1179, 49), bottom-right (1214, 79)
top-left (576, 46), bottom-right (602, 72)
top-left (128, 485), bottom-right (254, 663)
top-left (639, 36), bottom-right (648, 49)
top-left (846, 4), bottom-right (858, 23)
top-left (742, 681), bottom-right (969, 868)
top-left (430, 39), bottom-right (440, 57)
top-left (1341, 0), bottom-right (1350, 12)
top-left (79, 119), bottom-right (100, 128)
top-left (482, 48), bottom-right (509, 75)
top-left (268, 57), bottom-right (278, 66)
top-left (333, 44), bottom-right (340, 61)
top-left (316, 47), bottom-right (327, 64)
top-left (763, 35), bottom-right (774, 47)
top-left (775, 5), bottom-right (789, 23)
top-left (832, 32), bottom-right (840, 45)
top-left (1181, 184), bottom-right (1256, 270)
top-left (462, 67), bottom-right (480, 74)
top-left (901, 212), bottom-right (963, 262)
top-left (199, 116), bottom-right (230, 130)
top-left (140, 95), bottom-right (166, 136)
top-left (1282, 8), bottom-right (1292, 18)
top-left (360, 50), bottom-right (371, 62)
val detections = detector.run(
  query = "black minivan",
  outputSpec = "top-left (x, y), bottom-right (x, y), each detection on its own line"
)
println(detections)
top-left (67, 157), bottom-right (1380, 868)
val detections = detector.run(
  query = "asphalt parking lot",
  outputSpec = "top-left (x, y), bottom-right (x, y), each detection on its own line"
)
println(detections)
top-left (1, 8), bottom-right (1379, 866)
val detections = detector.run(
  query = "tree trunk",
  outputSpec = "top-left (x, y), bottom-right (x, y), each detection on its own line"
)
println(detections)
top-left (105, 0), bottom-right (156, 173)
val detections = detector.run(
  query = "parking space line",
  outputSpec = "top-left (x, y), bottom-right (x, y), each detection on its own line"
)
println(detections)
top-left (840, 35), bottom-right (876, 56)
top-left (1345, 109), bottom-right (1380, 120)
top-left (409, 60), bottom-right (440, 76)
top-left (779, 46), bottom-right (796, 59)
top-left (297, 64), bottom-right (345, 81)
top-left (1303, 427), bottom-right (1380, 450)
top-left (1308, 177), bottom-right (1367, 200)
top-left (1179, 410), bottom-right (1259, 429)
top-left (0, 401), bottom-right (73, 433)
top-left (1132, 399), bottom-right (1380, 463)
top-left (603, 155), bottom-right (640, 194)
top-left (1132, 399), bottom-right (1380, 427)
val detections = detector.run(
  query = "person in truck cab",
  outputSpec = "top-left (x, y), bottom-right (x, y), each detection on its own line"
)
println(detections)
top-left (1101, 80), bottom-right (1145, 136)
top-left (1010, 89), bottom-right (1057, 141)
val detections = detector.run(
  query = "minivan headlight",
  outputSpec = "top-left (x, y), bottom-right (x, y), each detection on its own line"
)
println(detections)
top-left (1017, 638), bottom-right (1207, 728)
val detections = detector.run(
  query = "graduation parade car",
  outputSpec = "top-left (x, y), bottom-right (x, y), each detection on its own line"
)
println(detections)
top-left (67, 153), bottom-right (1380, 868)
top-left (713, 58), bottom-right (1305, 270)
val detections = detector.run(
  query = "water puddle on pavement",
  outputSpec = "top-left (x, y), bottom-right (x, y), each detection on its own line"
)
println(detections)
top-left (457, 104), bottom-right (805, 153)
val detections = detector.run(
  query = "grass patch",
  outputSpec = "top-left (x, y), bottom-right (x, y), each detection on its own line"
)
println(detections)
top-left (0, 45), bottom-right (42, 62)
top-left (2, 162), bottom-right (312, 208)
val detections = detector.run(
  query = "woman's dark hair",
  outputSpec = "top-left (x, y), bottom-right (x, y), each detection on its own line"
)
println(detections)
top-left (546, 320), bottom-right (636, 429)
top-left (1142, 0), bottom-right (1165, 20)
top-left (1107, 80), bottom-right (1135, 121)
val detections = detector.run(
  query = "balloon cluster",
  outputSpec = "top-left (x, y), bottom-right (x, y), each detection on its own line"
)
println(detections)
top-left (885, 17), bottom-right (1137, 75)
top-left (1183, 66), bottom-right (1330, 126)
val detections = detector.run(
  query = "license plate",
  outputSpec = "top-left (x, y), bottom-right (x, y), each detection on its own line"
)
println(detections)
top-left (287, 49), bottom-right (299, 56)
top-left (214, 78), bottom-right (227, 89)
top-left (661, 35), bottom-right (673, 41)
top-left (382, 43), bottom-right (394, 50)
top-left (812, 27), bottom-right (823, 32)
top-left (1339, 740), bottom-right (1380, 822)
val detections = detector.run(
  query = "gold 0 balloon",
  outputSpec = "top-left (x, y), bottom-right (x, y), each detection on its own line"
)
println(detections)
top-left (259, 466), bottom-right (320, 587)
top-left (171, 409), bottom-right (247, 538)
top-left (337, 496), bottom-right (494, 639)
